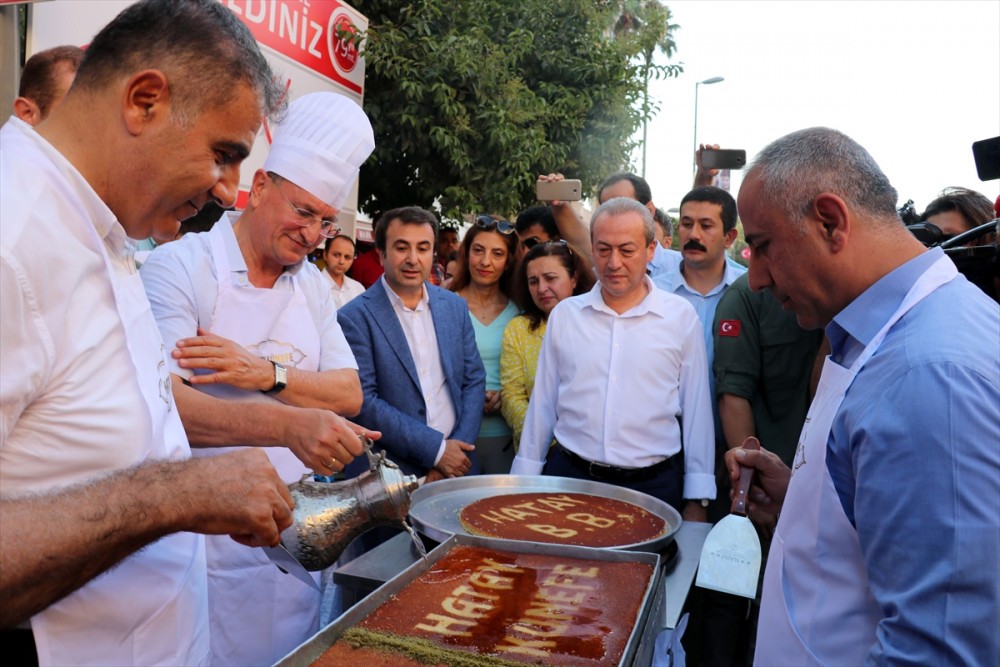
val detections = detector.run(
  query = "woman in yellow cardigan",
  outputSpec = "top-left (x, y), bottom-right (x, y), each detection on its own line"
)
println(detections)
top-left (500, 240), bottom-right (595, 450)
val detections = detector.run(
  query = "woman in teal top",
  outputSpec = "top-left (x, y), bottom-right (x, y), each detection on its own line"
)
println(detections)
top-left (449, 215), bottom-right (521, 473)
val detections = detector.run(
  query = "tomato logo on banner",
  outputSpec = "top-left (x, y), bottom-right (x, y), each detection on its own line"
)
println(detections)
top-left (330, 12), bottom-right (359, 73)
top-left (222, 0), bottom-right (365, 94)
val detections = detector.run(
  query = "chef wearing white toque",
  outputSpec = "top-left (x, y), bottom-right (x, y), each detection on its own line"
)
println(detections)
top-left (140, 91), bottom-right (377, 667)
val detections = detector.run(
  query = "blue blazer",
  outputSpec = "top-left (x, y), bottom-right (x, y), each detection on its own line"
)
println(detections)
top-left (338, 281), bottom-right (486, 478)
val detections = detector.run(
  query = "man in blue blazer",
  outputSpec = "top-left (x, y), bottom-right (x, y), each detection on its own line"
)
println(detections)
top-left (338, 206), bottom-right (485, 480)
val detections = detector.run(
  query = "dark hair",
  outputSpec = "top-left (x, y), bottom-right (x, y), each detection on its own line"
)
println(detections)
top-left (515, 206), bottom-right (559, 239)
top-left (653, 207), bottom-right (673, 239)
top-left (325, 234), bottom-right (356, 254)
top-left (374, 206), bottom-right (439, 252)
top-left (74, 0), bottom-right (285, 124)
top-left (598, 172), bottom-right (652, 205)
top-left (18, 45), bottom-right (83, 118)
top-left (680, 186), bottom-right (738, 233)
top-left (749, 127), bottom-right (899, 230)
top-left (447, 216), bottom-right (520, 298)
top-left (920, 187), bottom-right (995, 231)
top-left (513, 241), bottom-right (595, 331)
top-left (436, 225), bottom-right (459, 254)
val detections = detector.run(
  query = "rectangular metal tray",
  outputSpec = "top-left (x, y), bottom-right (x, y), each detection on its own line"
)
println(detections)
top-left (275, 533), bottom-right (663, 667)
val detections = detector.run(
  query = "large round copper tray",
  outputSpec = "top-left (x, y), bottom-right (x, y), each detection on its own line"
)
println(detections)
top-left (408, 474), bottom-right (682, 553)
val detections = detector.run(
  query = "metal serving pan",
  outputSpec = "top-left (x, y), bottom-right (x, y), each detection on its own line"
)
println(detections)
top-left (275, 533), bottom-right (663, 667)
top-left (408, 474), bottom-right (682, 553)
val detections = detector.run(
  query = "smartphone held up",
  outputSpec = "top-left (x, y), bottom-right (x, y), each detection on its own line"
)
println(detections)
top-left (701, 149), bottom-right (747, 171)
top-left (536, 179), bottom-right (582, 202)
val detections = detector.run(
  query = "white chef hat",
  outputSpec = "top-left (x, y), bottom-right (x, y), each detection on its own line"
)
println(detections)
top-left (262, 91), bottom-right (375, 209)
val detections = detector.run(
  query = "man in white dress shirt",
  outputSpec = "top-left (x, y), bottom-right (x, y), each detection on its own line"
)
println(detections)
top-left (511, 197), bottom-right (716, 521)
top-left (322, 234), bottom-right (366, 308)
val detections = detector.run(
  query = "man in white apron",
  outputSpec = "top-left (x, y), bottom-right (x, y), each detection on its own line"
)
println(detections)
top-left (724, 127), bottom-right (999, 665)
top-left (0, 1), bottom-right (296, 665)
top-left (141, 92), bottom-right (377, 667)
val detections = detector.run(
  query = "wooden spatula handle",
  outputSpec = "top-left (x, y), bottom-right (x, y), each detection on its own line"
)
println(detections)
top-left (731, 436), bottom-right (761, 517)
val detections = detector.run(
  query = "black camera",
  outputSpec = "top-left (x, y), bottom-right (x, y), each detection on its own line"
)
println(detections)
top-left (905, 220), bottom-right (947, 246)
top-left (901, 199), bottom-right (955, 246)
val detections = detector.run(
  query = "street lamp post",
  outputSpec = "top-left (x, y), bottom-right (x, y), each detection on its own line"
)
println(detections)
top-left (692, 76), bottom-right (725, 174)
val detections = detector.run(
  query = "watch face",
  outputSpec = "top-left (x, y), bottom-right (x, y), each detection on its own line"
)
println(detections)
top-left (264, 361), bottom-right (287, 394)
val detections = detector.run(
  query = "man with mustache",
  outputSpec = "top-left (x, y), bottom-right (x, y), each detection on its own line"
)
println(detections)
top-left (649, 187), bottom-right (747, 659)
top-left (652, 187), bottom-right (745, 382)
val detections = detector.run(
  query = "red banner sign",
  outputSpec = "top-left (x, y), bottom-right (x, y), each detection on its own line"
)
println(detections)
top-left (221, 0), bottom-right (364, 94)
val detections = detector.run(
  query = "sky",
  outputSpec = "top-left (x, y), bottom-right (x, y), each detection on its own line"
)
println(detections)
top-left (640, 0), bottom-right (1000, 215)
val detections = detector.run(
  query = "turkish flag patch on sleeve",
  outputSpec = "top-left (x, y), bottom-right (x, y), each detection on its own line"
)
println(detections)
top-left (718, 319), bottom-right (742, 337)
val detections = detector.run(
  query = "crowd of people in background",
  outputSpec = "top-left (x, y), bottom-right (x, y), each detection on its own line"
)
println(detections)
top-left (2, 2), bottom-right (997, 667)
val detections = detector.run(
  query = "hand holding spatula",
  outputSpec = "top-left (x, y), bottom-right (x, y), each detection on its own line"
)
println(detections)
top-left (695, 436), bottom-right (763, 599)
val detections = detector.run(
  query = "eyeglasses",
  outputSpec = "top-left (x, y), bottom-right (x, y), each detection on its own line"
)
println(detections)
top-left (268, 173), bottom-right (341, 239)
top-left (475, 214), bottom-right (516, 235)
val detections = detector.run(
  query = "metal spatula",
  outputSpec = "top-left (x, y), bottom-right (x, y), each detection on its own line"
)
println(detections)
top-left (695, 437), bottom-right (762, 599)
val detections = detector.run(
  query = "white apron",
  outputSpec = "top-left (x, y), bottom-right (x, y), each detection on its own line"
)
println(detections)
top-left (33, 229), bottom-right (209, 666)
top-left (196, 220), bottom-right (321, 667)
top-left (755, 256), bottom-right (957, 666)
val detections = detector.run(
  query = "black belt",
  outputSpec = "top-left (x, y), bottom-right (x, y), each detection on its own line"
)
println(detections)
top-left (554, 443), bottom-right (674, 483)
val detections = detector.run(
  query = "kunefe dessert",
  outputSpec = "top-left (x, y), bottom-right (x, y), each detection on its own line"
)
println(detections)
top-left (459, 492), bottom-right (666, 547)
top-left (310, 545), bottom-right (654, 666)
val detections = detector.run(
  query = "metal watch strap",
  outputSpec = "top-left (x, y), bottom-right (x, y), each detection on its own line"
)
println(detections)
top-left (262, 360), bottom-right (287, 394)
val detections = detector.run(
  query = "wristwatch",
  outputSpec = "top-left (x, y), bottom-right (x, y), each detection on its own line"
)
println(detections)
top-left (695, 499), bottom-right (710, 508)
top-left (262, 360), bottom-right (287, 394)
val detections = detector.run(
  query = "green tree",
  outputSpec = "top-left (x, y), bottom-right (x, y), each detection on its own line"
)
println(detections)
top-left (351, 0), bottom-right (683, 219)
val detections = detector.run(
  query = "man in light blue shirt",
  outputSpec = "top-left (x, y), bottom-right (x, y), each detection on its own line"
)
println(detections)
top-left (727, 126), bottom-right (999, 666)
top-left (652, 187), bottom-right (746, 389)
